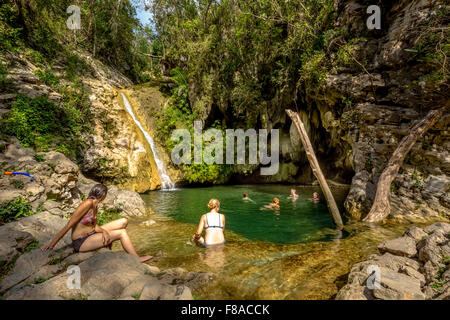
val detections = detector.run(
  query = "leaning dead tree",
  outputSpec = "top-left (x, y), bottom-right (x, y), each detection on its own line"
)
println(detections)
top-left (286, 109), bottom-right (344, 229)
top-left (363, 104), bottom-right (448, 223)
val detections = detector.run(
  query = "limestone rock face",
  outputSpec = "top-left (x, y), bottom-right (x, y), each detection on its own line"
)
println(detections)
top-left (336, 222), bottom-right (450, 300)
top-left (1, 50), bottom-right (162, 192)
top-left (0, 139), bottom-right (148, 218)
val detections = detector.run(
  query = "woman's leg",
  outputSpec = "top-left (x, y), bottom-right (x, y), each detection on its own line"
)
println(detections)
top-left (100, 218), bottom-right (128, 232)
top-left (79, 229), bottom-right (152, 262)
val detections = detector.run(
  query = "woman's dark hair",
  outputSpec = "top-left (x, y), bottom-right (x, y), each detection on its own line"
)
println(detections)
top-left (243, 193), bottom-right (247, 197)
top-left (87, 184), bottom-right (108, 200)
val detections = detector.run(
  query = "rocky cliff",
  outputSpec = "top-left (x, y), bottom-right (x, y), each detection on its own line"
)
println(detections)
top-left (177, 0), bottom-right (449, 221)
top-left (0, 50), bottom-right (162, 192)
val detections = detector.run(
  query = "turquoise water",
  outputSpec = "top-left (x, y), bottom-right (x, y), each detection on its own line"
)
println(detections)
top-left (141, 184), bottom-right (349, 244)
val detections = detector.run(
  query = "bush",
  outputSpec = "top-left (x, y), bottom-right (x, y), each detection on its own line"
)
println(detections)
top-left (33, 68), bottom-right (60, 87)
top-left (0, 196), bottom-right (33, 224)
top-left (0, 95), bottom-right (86, 161)
top-left (97, 207), bottom-right (123, 226)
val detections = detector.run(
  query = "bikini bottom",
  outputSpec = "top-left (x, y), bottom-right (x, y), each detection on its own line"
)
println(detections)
top-left (72, 231), bottom-right (96, 253)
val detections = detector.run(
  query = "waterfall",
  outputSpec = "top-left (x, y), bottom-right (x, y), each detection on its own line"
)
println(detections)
top-left (120, 92), bottom-right (175, 190)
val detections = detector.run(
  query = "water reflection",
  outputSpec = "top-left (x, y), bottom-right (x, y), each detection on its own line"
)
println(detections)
top-left (198, 245), bottom-right (226, 271)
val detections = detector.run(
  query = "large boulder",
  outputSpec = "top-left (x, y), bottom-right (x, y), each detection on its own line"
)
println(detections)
top-left (372, 267), bottom-right (425, 300)
top-left (378, 237), bottom-right (417, 258)
top-left (4, 251), bottom-right (193, 300)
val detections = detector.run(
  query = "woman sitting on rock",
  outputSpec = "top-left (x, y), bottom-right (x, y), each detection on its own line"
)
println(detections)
top-left (41, 184), bottom-right (152, 262)
top-left (191, 199), bottom-right (226, 247)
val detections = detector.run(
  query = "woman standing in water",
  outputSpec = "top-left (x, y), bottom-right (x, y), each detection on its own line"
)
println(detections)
top-left (192, 199), bottom-right (225, 247)
top-left (41, 184), bottom-right (152, 262)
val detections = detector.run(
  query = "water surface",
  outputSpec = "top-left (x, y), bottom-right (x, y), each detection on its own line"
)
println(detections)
top-left (119, 185), bottom-right (435, 299)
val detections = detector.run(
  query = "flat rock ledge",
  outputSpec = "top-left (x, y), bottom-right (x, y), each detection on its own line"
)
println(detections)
top-left (0, 212), bottom-right (213, 300)
top-left (336, 223), bottom-right (450, 300)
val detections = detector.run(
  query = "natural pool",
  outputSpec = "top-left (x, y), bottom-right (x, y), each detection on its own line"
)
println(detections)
top-left (142, 185), bottom-right (349, 244)
top-left (121, 185), bottom-right (433, 299)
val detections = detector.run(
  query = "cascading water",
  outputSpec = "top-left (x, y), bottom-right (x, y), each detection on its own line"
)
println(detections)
top-left (120, 92), bottom-right (175, 190)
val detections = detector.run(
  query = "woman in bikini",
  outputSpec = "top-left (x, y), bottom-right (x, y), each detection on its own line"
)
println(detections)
top-left (191, 199), bottom-right (225, 247)
top-left (41, 184), bottom-right (152, 262)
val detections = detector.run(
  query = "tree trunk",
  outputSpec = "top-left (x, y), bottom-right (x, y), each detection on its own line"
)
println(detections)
top-left (286, 109), bottom-right (344, 229)
top-left (363, 105), bottom-right (448, 223)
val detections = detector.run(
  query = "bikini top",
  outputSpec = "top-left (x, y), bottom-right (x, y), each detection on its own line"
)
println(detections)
top-left (205, 213), bottom-right (223, 230)
top-left (79, 208), bottom-right (97, 226)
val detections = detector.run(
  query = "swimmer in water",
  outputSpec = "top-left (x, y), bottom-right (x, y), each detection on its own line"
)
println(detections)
top-left (264, 197), bottom-right (280, 210)
top-left (289, 189), bottom-right (299, 200)
top-left (243, 193), bottom-right (255, 203)
top-left (191, 199), bottom-right (226, 247)
top-left (310, 192), bottom-right (320, 202)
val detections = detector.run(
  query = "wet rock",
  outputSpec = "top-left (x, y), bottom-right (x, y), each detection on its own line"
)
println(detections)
top-left (141, 220), bottom-right (156, 227)
top-left (378, 237), bottom-right (417, 258)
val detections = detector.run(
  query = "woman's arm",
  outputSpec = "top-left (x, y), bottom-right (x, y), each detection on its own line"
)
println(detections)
top-left (193, 215), bottom-right (205, 239)
top-left (94, 224), bottom-right (111, 245)
top-left (41, 200), bottom-right (92, 251)
top-left (222, 214), bottom-right (225, 231)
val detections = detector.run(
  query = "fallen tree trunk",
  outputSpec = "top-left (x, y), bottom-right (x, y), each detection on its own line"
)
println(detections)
top-left (363, 105), bottom-right (448, 223)
top-left (286, 109), bottom-right (344, 229)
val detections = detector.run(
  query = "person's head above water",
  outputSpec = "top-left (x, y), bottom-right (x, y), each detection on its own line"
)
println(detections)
top-left (290, 189), bottom-right (297, 195)
top-left (243, 193), bottom-right (248, 198)
top-left (313, 192), bottom-right (319, 200)
top-left (87, 184), bottom-right (108, 202)
top-left (273, 197), bottom-right (279, 204)
top-left (207, 198), bottom-right (220, 212)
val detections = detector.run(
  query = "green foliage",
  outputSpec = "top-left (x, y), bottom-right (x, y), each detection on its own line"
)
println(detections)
top-left (0, 254), bottom-right (19, 278)
top-left (34, 153), bottom-right (45, 162)
top-left (0, 196), bottom-right (33, 224)
top-left (10, 179), bottom-right (24, 189)
top-left (0, 3), bottom-right (22, 52)
top-left (25, 239), bottom-right (40, 253)
top-left (33, 68), bottom-right (60, 87)
top-left (48, 254), bottom-right (64, 265)
top-left (131, 292), bottom-right (141, 300)
top-left (0, 62), bottom-right (11, 89)
top-left (156, 76), bottom-right (234, 184)
top-left (0, 95), bottom-right (87, 162)
top-left (405, 7), bottom-right (449, 83)
top-left (443, 256), bottom-right (450, 265)
top-left (98, 207), bottom-right (123, 226)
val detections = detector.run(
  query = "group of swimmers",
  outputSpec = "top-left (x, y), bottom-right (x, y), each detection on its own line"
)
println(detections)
top-left (41, 184), bottom-right (323, 260)
top-left (243, 189), bottom-right (321, 211)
